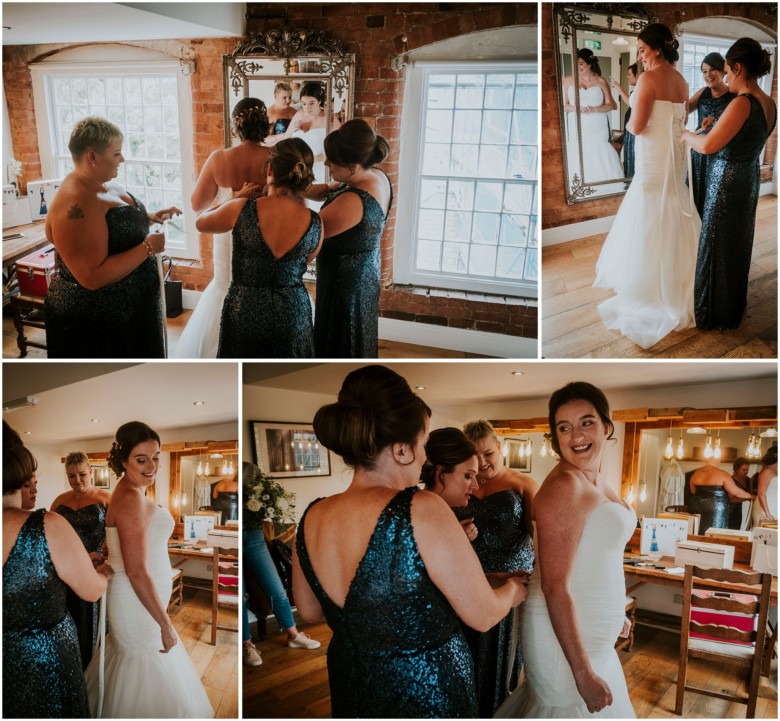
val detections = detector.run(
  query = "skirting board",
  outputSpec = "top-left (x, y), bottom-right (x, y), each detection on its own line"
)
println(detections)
top-left (378, 317), bottom-right (538, 358)
top-left (542, 182), bottom-right (775, 247)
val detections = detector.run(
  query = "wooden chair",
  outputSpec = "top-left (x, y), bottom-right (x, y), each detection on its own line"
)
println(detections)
top-left (675, 565), bottom-right (772, 718)
top-left (615, 596), bottom-right (638, 652)
top-left (211, 545), bottom-right (239, 645)
top-left (665, 505), bottom-right (688, 513)
top-left (168, 568), bottom-right (184, 613)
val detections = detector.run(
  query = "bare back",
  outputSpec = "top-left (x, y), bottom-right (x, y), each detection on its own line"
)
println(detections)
top-left (643, 64), bottom-right (688, 104)
top-left (690, 464), bottom-right (728, 490)
top-left (255, 195), bottom-right (316, 259)
top-left (212, 144), bottom-right (270, 191)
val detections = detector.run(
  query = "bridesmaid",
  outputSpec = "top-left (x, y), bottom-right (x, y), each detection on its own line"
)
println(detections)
top-left (196, 138), bottom-right (323, 358)
top-left (686, 53), bottom-right (735, 216)
top-left (610, 63), bottom-right (638, 178)
top-left (682, 38), bottom-right (777, 330)
top-left (51, 452), bottom-right (110, 669)
top-left (305, 119), bottom-right (393, 357)
top-left (689, 458), bottom-right (754, 532)
top-left (461, 419), bottom-right (537, 714)
top-left (267, 83), bottom-right (297, 135)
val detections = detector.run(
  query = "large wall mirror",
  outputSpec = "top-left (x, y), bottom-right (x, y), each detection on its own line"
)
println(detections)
top-left (223, 29), bottom-right (356, 183)
top-left (554, 3), bottom-right (655, 203)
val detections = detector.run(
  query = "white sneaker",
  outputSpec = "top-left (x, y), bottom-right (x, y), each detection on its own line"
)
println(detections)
top-left (287, 632), bottom-right (321, 650)
top-left (243, 642), bottom-right (263, 667)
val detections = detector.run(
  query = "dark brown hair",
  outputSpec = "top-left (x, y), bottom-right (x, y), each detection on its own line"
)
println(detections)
top-left (3, 443), bottom-right (37, 496)
top-left (732, 457), bottom-right (750, 472)
top-left (300, 82), bottom-right (325, 106)
top-left (108, 421), bottom-right (161, 476)
top-left (232, 98), bottom-right (270, 143)
top-left (726, 38), bottom-right (772, 79)
top-left (268, 137), bottom-right (315, 193)
top-left (421, 428), bottom-right (477, 490)
top-left (638, 23), bottom-right (679, 64)
top-left (577, 48), bottom-right (602, 76)
top-left (313, 365), bottom-right (431, 470)
top-left (324, 119), bottom-right (390, 169)
top-left (761, 445), bottom-right (778, 467)
top-left (547, 381), bottom-right (615, 456)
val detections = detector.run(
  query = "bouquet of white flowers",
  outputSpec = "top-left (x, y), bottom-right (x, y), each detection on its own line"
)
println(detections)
top-left (244, 466), bottom-right (296, 531)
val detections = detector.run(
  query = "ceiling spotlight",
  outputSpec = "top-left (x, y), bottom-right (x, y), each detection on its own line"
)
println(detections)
top-left (90, 418), bottom-right (101, 423)
top-left (193, 401), bottom-right (205, 406)
top-left (3, 396), bottom-right (37, 412)
top-left (686, 427), bottom-right (707, 435)
top-left (24, 431), bottom-right (32, 435)
top-left (511, 371), bottom-right (524, 376)
top-left (415, 386), bottom-right (425, 391)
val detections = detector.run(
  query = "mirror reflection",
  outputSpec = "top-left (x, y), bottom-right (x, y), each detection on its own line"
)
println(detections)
top-left (178, 451), bottom-right (239, 523)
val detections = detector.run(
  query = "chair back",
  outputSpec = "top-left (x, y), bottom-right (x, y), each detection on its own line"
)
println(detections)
top-left (210, 545), bottom-right (239, 645)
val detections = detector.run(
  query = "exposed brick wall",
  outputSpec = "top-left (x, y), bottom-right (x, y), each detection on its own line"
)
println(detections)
top-left (542, 1), bottom-right (778, 231)
top-left (3, 3), bottom-right (538, 339)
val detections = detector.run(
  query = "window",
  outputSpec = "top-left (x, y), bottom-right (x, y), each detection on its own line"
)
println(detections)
top-left (396, 62), bottom-right (538, 298)
top-left (30, 47), bottom-right (197, 258)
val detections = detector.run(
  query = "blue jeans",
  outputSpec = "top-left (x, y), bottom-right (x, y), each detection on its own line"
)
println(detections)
top-left (243, 528), bottom-right (295, 641)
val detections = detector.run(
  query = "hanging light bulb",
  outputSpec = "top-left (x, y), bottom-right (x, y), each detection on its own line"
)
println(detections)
top-left (196, 457), bottom-right (203, 476)
top-left (540, 437), bottom-right (548, 457)
top-left (181, 491), bottom-right (187, 505)
top-left (518, 441), bottom-right (526, 459)
top-left (747, 433), bottom-right (757, 460)
top-left (676, 430), bottom-right (685, 460)
top-left (626, 484), bottom-right (636, 504)
top-left (713, 431), bottom-right (722, 460)
top-left (228, 459), bottom-right (234, 474)
top-left (703, 431), bottom-right (713, 459)
top-left (173, 495), bottom-right (180, 508)
top-left (639, 482), bottom-right (647, 503)
top-left (664, 420), bottom-right (674, 459)
top-left (502, 440), bottom-right (509, 458)
top-left (221, 459), bottom-right (228, 475)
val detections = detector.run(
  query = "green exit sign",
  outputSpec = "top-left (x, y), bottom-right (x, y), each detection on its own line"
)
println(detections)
top-left (584, 39), bottom-right (602, 51)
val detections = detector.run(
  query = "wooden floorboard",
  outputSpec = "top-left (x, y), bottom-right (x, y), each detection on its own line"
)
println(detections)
top-left (541, 195), bottom-right (777, 358)
top-left (244, 621), bottom-right (777, 719)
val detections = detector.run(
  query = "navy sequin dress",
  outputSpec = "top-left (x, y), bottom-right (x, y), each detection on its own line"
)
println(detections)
top-left (623, 104), bottom-right (635, 178)
top-left (695, 94), bottom-right (776, 330)
top-left (218, 198), bottom-right (321, 358)
top-left (454, 490), bottom-right (534, 717)
top-left (54, 503), bottom-right (106, 670)
top-left (3, 510), bottom-right (89, 718)
top-left (688, 485), bottom-right (730, 532)
top-left (45, 194), bottom-right (165, 358)
top-left (212, 491), bottom-right (238, 525)
top-left (314, 174), bottom-right (393, 358)
top-left (691, 87), bottom-right (735, 217)
top-left (272, 118), bottom-right (292, 135)
top-left (297, 487), bottom-right (477, 718)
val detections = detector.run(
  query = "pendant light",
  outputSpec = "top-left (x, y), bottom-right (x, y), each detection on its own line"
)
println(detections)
top-left (664, 420), bottom-right (674, 460)
top-left (676, 430), bottom-right (685, 459)
top-left (703, 430), bottom-right (713, 459)
top-left (713, 430), bottom-right (722, 460)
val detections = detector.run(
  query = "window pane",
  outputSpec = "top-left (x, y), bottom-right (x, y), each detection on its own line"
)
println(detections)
top-left (456, 75), bottom-right (485, 108)
top-left (426, 110), bottom-right (453, 143)
top-left (499, 214), bottom-right (529, 246)
top-left (144, 163), bottom-right (162, 188)
top-left (428, 75), bottom-right (456, 108)
top-left (123, 78), bottom-right (142, 105)
top-left (71, 78), bottom-right (88, 105)
top-left (423, 144), bottom-right (451, 175)
top-left (453, 109), bottom-right (482, 144)
top-left (481, 110), bottom-right (511, 145)
top-left (142, 77), bottom-right (161, 105)
top-left (418, 209), bottom-right (444, 240)
top-left (511, 110), bottom-right (537, 145)
top-left (88, 78), bottom-right (106, 106)
top-left (475, 182), bottom-right (503, 211)
top-left (468, 244), bottom-right (496, 275)
top-left (53, 78), bottom-right (71, 104)
top-left (514, 76), bottom-right (537, 109)
top-left (126, 162), bottom-right (144, 188)
top-left (504, 183), bottom-right (534, 214)
top-left (450, 144), bottom-right (479, 176)
top-left (497, 247), bottom-right (526, 279)
top-left (478, 145), bottom-right (506, 178)
top-left (447, 180), bottom-right (474, 210)
top-left (472, 213), bottom-right (500, 244)
top-left (485, 74), bottom-right (514, 109)
top-left (508, 145), bottom-right (537, 180)
top-left (442, 242), bottom-right (470, 273)
top-left (417, 240), bottom-right (442, 270)
top-left (144, 107), bottom-right (163, 133)
top-left (106, 78), bottom-right (123, 105)
top-left (444, 211), bottom-right (472, 242)
top-left (420, 178), bottom-right (447, 209)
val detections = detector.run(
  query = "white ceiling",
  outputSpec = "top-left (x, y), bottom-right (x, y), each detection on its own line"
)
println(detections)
top-left (3, 362), bottom-right (239, 442)
top-left (243, 361), bottom-right (778, 406)
top-left (1, 2), bottom-right (246, 45)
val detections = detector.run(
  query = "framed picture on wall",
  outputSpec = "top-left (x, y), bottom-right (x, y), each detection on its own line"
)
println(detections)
top-left (92, 465), bottom-right (112, 489)
top-left (251, 420), bottom-right (331, 479)
top-left (506, 438), bottom-right (532, 473)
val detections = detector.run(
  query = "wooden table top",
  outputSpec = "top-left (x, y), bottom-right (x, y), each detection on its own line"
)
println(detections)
top-left (167, 541), bottom-right (214, 559)
top-left (3, 221), bottom-right (49, 267)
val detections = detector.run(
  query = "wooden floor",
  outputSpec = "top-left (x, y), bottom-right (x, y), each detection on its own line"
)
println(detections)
top-left (169, 587), bottom-right (239, 719)
top-left (245, 621), bottom-right (777, 719)
top-left (1, 307), bottom-right (491, 359)
top-left (542, 194), bottom-right (778, 358)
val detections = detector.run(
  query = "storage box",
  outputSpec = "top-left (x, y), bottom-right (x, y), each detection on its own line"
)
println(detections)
top-left (26, 179), bottom-right (62, 221)
top-left (690, 589), bottom-right (757, 647)
top-left (641, 517), bottom-right (689, 556)
top-left (750, 527), bottom-right (778, 576)
top-left (16, 244), bottom-right (57, 297)
top-left (183, 514), bottom-right (215, 541)
top-left (675, 540), bottom-right (735, 570)
top-left (3, 187), bottom-right (32, 229)
top-left (705, 527), bottom-right (753, 543)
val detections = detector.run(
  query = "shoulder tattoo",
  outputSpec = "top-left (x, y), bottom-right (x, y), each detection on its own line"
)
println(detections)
top-left (66, 204), bottom-right (85, 220)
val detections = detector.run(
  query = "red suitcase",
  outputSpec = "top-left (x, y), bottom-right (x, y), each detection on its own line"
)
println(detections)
top-left (16, 244), bottom-right (57, 297)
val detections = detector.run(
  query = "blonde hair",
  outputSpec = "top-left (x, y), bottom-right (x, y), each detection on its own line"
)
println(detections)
top-left (65, 451), bottom-right (90, 468)
top-left (68, 117), bottom-right (123, 160)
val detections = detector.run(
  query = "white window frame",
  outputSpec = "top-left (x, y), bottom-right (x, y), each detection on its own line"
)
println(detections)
top-left (395, 60), bottom-right (538, 299)
top-left (30, 47), bottom-right (198, 259)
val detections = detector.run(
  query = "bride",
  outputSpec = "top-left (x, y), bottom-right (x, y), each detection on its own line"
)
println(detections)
top-left (174, 98), bottom-right (270, 358)
top-left (593, 23), bottom-right (699, 349)
top-left (84, 421), bottom-right (213, 718)
top-left (496, 382), bottom-right (635, 718)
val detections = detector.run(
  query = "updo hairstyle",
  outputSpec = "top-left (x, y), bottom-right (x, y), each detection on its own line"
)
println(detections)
top-left (65, 451), bottom-right (90, 469)
top-left (638, 23), bottom-right (679, 64)
top-left (268, 137), bottom-right (315, 193)
top-left (547, 381), bottom-right (615, 456)
top-left (300, 82), bottom-right (326, 107)
top-left (462, 419), bottom-right (500, 446)
top-left (3, 443), bottom-right (37, 496)
top-left (68, 116), bottom-right (123, 160)
top-left (324, 119), bottom-right (390, 169)
top-left (420, 428), bottom-right (477, 490)
top-left (761, 445), bottom-right (778, 467)
top-left (313, 365), bottom-right (431, 470)
top-left (107, 421), bottom-right (161, 476)
top-left (628, 63), bottom-right (639, 78)
top-left (726, 38), bottom-right (773, 79)
top-left (577, 48), bottom-right (602, 76)
top-left (4, 420), bottom-right (23, 450)
top-left (701, 52), bottom-right (726, 73)
top-left (231, 97), bottom-right (270, 143)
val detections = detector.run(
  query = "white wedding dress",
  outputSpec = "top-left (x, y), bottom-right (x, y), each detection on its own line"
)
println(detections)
top-left (496, 502), bottom-right (636, 719)
top-left (174, 186), bottom-right (232, 358)
top-left (294, 126), bottom-right (327, 211)
top-left (752, 473), bottom-right (778, 525)
top-left (566, 85), bottom-right (624, 188)
top-left (594, 98), bottom-right (700, 349)
top-left (84, 505), bottom-right (213, 718)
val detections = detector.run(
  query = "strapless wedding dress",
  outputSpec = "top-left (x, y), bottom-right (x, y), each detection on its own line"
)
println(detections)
top-left (594, 99), bottom-right (700, 349)
top-left (496, 502), bottom-right (637, 718)
top-left (174, 186), bottom-right (232, 358)
top-left (294, 126), bottom-right (327, 211)
top-left (84, 505), bottom-right (213, 718)
top-left (752, 474), bottom-right (778, 525)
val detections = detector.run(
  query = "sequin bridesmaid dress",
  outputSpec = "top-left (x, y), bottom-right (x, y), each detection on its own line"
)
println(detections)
top-left (3, 510), bottom-right (89, 718)
top-left (453, 490), bottom-right (534, 717)
top-left (690, 87), bottom-right (735, 217)
top-left (45, 194), bottom-right (165, 358)
top-left (54, 502), bottom-right (107, 669)
top-left (695, 94), bottom-right (777, 330)
top-left (688, 485), bottom-right (730, 532)
top-left (314, 173), bottom-right (393, 358)
top-left (217, 198), bottom-right (321, 358)
top-left (297, 487), bottom-right (478, 718)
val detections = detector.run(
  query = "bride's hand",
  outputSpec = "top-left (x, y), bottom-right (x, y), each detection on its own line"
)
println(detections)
top-left (575, 672), bottom-right (613, 713)
top-left (233, 182), bottom-right (263, 199)
top-left (160, 621), bottom-right (178, 654)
